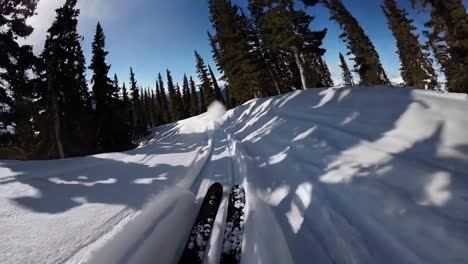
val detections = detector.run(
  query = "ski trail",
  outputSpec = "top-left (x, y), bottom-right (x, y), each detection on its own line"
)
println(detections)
top-left (188, 124), bottom-right (235, 264)
top-left (220, 125), bottom-right (295, 264)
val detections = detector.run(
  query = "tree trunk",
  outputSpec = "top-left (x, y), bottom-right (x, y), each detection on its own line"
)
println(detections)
top-left (291, 46), bottom-right (308, 89)
top-left (47, 65), bottom-right (65, 159)
top-left (266, 65), bottom-right (282, 95)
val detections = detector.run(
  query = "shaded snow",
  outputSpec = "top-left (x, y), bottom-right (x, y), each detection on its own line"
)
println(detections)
top-left (1, 86), bottom-right (468, 264)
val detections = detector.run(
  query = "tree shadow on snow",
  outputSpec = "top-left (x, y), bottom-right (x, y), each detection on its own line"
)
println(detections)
top-left (0, 126), bottom-right (209, 214)
top-left (221, 86), bottom-right (468, 263)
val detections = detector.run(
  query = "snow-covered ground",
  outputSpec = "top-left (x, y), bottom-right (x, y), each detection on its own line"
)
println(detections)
top-left (1, 86), bottom-right (468, 264)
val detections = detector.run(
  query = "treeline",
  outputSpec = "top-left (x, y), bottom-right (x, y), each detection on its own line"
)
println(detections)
top-left (0, 0), bottom-right (223, 159)
top-left (1, 0), bottom-right (467, 159)
top-left (208, 0), bottom-right (468, 105)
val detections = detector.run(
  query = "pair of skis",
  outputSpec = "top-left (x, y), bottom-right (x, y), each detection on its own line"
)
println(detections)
top-left (178, 183), bottom-right (245, 264)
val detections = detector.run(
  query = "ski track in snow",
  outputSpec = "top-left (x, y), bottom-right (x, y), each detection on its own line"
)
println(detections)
top-left (1, 87), bottom-right (468, 263)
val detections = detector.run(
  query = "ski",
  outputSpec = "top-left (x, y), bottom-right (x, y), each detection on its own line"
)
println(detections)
top-left (220, 185), bottom-right (246, 264)
top-left (178, 182), bottom-right (223, 264)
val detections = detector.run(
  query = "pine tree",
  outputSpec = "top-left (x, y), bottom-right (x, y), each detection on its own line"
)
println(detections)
top-left (121, 81), bottom-right (133, 139)
top-left (208, 0), bottom-right (269, 104)
top-left (112, 74), bottom-right (120, 98)
top-left (0, 0), bottom-right (38, 157)
top-left (247, 1), bottom-right (287, 94)
top-left (147, 88), bottom-right (156, 127)
top-left (258, 0), bottom-right (330, 89)
top-left (208, 31), bottom-right (223, 72)
top-left (194, 51), bottom-right (215, 108)
top-left (165, 71), bottom-right (184, 122)
top-left (157, 73), bottom-right (170, 123)
top-left (39, 0), bottom-right (94, 159)
top-left (129, 67), bottom-right (145, 137)
top-left (339, 53), bottom-right (355, 86)
top-left (89, 22), bottom-right (132, 151)
top-left (325, 0), bottom-right (390, 86)
top-left (182, 74), bottom-right (191, 118)
top-left (150, 89), bottom-right (159, 126)
top-left (412, 0), bottom-right (468, 93)
top-left (199, 85), bottom-right (207, 113)
top-left (175, 83), bottom-right (184, 120)
top-left (382, 0), bottom-right (437, 89)
top-left (122, 82), bottom-right (129, 105)
top-left (189, 76), bottom-right (200, 116)
top-left (154, 80), bottom-right (163, 123)
top-left (208, 65), bottom-right (226, 105)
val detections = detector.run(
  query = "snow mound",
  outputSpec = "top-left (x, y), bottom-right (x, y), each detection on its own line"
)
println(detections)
top-left (1, 86), bottom-right (468, 264)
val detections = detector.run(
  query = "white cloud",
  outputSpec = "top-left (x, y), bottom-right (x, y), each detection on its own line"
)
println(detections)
top-left (18, 0), bottom-right (64, 53)
top-left (19, 0), bottom-right (114, 54)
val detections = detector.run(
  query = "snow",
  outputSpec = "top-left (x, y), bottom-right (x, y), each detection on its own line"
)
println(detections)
top-left (1, 86), bottom-right (468, 263)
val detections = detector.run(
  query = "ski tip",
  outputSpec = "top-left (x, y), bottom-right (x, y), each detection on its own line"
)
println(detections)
top-left (208, 182), bottom-right (223, 192)
top-left (232, 184), bottom-right (244, 191)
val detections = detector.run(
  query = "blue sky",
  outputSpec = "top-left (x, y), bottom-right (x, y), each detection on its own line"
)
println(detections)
top-left (23, 0), bottom-right (437, 88)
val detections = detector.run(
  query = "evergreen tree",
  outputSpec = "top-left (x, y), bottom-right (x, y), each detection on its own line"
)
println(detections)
top-left (208, 0), bottom-right (269, 104)
top-left (199, 85), bottom-right (207, 113)
top-left (182, 74), bottom-right (191, 118)
top-left (247, 1), bottom-right (287, 94)
top-left (129, 67), bottom-right (145, 137)
top-left (189, 76), bottom-right (200, 116)
top-left (112, 73), bottom-right (120, 98)
top-left (258, 0), bottom-right (330, 89)
top-left (150, 89), bottom-right (159, 126)
top-left (121, 81), bottom-right (133, 139)
top-left (38, 0), bottom-right (94, 159)
top-left (208, 65), bottom-right (226, 105)
top-left (194, 51), bottom-right (215, 108)
top-left (207, 31), bottom-right (223, 72)
top-left (157, 73), bottom-right (170, 123)
top-left (122, 82), bottom-right (129, 105)
top-left (339, 53), bottom-right (355, 86)
top-left (324, 0), bottom-right (390, 86)
top-left (382, 0), bottom-right (437, 89)
top-left (154, 80), bottom-right (163, 123)
top-left (412, 0), bottom-right (468, 93)
top-left (145, 88), bottom-right (154, 127)
top-left (175, 83), bottom-right (184, 120)
top-left (89, 22), bottom-right (131, 151)
top-left (166, 70), bottom-right (184, 121)
top-left (0, 0), bottom-right (38, 156)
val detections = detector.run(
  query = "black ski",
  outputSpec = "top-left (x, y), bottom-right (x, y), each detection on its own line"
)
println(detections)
top-left (178, 182), bottom-right (223, 264)
top-left (220, 185), bottom-right (246, 264)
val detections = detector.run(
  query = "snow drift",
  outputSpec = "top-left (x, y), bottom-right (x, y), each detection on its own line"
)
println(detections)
top-left (1, 86), bottom-right (467, 264)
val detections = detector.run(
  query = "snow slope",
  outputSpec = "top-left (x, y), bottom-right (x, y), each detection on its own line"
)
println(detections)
top-left (1, 86), bottom-right (468, 264)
